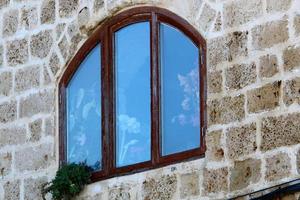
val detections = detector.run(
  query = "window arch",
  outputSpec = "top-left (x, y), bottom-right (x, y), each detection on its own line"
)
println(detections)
top-left (59, 6), bottom-right (207, 181)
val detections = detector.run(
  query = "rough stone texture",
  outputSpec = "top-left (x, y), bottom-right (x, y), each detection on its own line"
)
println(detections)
top-left (0, 0), bottom-right (9, 9)
top-left (15, 143), bottom-right (54, 172)
top-left (265, 153), bottom-right (291, 182)
top-left (56, 23), bottom-right (66, 39)
top-left (283, 46), bottom-right (300, 71)
top-left (226, 123), bottom-right (257, 159)
top-left (0, 101), bottom-right (17, 123)
top-left (19, 90), bottom-right (54, 118)
top-left (0, 126), bottom-right (26, 147)
top-left (41, 0), bottom-right (55, 24)
top-left (261, 113), bottom-right (300, 151)
top-left (24, 177), bottom-right (48, 200)
top-left (208, 70), bottom-right (222, 94)
top-left (266, 0), bottom-right (292, 13)
top-left (247, 81), bottom-right (281, 113)
top-left (78, 7), bottom-right (90, 31)
top-left (15, 65), bottom-right (40, 92)
top-left (3, 180), bottom-right (20, 200)
top-left (259, 54), bottom-right (278, 78)
top-left (58, 35), bottom-right (70, 59)
top-left (297, 149), bottom-right (300, 174)
top-left (29, 119), bottom-right (42, 142)
top-left (223, 0), bottom-right (263, 28)
top-left (283, 77), bottom-right (300, 106)
top-left (94, 0), bottom-right (104, 12)
top-left (45, 116), bottom-right (55, 136)
top-left (198, 3), bottom-right (216, 32)
top-left (49, 52), bottom-right (61, 77)
top-left (213, 12), bottom-right (222, 32)
top-left (109, 185), bottom-right (131, 200)
top-left (208, 31), bottom-right (248, 66)
top-left (21, 7), bottom-right (38, 30)
top-left (30, 30), bottom-right (53, 58)
top-left (208, 95), bottom-right (245, 125)
top-left (295, 15), bottom-right (300, 37)
top-left (230, 159), bottom-right (261, 191)
top-left (180, 172), bottom-right (200, 198)
top-left (225, 62), bottom-right (256, 90)
top-left (0, 152), bottom-right (12, 177)
top-left (203, 168), bottom-right (228, 194)
top-left (142, 175), bottom-right (177, 200)
top-left (0, 71), bottom-right (12, 96)
top-left (206, 130), bottom-right (224, 161)
top-left (2, 9), bottom-right (19, 37)
top-left (252, 19), bottom-right (289, 49)
top-left (0, 45), bottom-right (3, 66)
top-left (6, 39), bottom-right (28, 66)
top-left (59, 0), bottom-right (79, 18)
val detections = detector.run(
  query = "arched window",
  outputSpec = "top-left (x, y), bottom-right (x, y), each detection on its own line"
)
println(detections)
top-left (59, 6), bottom-right (206, 181)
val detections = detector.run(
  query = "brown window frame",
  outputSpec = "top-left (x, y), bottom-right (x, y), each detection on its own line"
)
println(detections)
top-left (59, 6), bottom-right (207, 182)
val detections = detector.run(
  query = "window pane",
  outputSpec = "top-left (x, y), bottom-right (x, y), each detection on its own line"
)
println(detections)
top-left (160, 23), bottom-right (200, 156)
top-left (66, 44), bottom-right (101, 171)
top-left (115, 22), bottom-right (151, 167)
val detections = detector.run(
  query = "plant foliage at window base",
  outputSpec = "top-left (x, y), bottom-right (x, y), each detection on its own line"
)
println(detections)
top-left (42, 163), bottom-right (92, 200)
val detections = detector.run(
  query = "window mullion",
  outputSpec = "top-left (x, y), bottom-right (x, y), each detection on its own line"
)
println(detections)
top-left (150, 12), bottom-right (160, 165)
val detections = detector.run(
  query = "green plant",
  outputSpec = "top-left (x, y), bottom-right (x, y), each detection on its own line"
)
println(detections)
top-left (42, 162), bottom-right (92, 200)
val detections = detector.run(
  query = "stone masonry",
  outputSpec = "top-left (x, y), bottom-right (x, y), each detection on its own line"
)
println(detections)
top-left (1, 0), bottom-right (300, 199)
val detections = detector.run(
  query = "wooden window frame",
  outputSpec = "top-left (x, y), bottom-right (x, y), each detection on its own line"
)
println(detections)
top-left (59, 6), bottom-right (207, 182)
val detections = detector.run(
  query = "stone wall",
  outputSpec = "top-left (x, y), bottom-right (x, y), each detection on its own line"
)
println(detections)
top-left (0, 0), bottom-right (300, 199)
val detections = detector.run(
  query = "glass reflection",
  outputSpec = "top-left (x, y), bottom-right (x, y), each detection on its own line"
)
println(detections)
top-left (160, 23), bottom-right (200, 156)
top-left (66, 44), bottom-right (101, 170)
top-left (115, 22), bottom-right (151, 167)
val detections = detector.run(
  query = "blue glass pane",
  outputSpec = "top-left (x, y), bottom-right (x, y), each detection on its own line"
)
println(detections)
top-left (160, 23), bottom-right (200, 156)
top-left (115, 22), bottom-right (151, 167)
top-left (66, 44), bottom-right (101, 170)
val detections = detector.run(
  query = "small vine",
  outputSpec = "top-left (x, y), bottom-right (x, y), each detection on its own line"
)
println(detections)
top-left (42, 162), bottom-right (92, 200)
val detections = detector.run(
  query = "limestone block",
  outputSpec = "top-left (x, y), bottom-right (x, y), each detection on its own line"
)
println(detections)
top-left (259, 54), bottom-right (278, 78)
top-left (0, 126), bottom-right (26, 147)
top-left (180, 172), bottom-right (200, 198)
top-left (41, 0), bottom-right (55, 24)
top-left (283, 46), bottom-right (300, 71)
top-left (206, 130), bottom-right (224, 161)
top-left (0, 100), bottom-right (17, 123)
top-left (0, 71), bottom-right (12, 96)
top-left (15, 65), bottom-right (40, 92)
top-left (208, 70), bottom-right (222, 94)
top-left (30, 30), bottom-right (53, 58)
top-left (6, 39), bottom-right (28, 66)
top-left (203, 167), bottom-right (228, 194)
top-left (2, 9), bottom-right (18, 37)
top-left (265, 153), bottom-right (291, 181)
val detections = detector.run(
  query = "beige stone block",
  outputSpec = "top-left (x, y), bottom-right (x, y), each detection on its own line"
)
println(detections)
top-left (208, 31), bottom-right (248, 66)
top-left (227, 123), bottom-right (257, 159)
top-left (6, 38), bottom-right (29, 66)
top-left (2, 9), bottom-right (18, 37)
top-left (0, 100), bottom-right (17, 123)
top-left (0, 71), bottom-right (12, 96)
top-left (208, 95), bottom-right (245, 125)
top-left (29, 119), bottom-right (42, 142)
top-left (49, 52), bottom-right (61, 77)
top-left (295, 15), bottom-right (300, 37)
top-left (180, 172), bottom-right (200, 198)
top-left (59, 0), bottom-right (78, 18)
top-left (0, 152), bottom-right (12, 177)
top-left (283, 45), bottom-right (300, 71)
top-left (259, 54), bottom-right (278, 78)
top-left (142, 174), bottom-right (177, 200)
top-left (223, 0), bottom-right (263, 28)
top-left (265, 153), bottom-right (291, 182)
top-left (252, 19), bottom-right (288, 49)
top-left (206, 130), bottom-right (224, 161)
top-left (15, 65), bottom-right (40, 92)
top-left (24, 177), bottom-right (48, 200)
top-left (230, 158), bottom-right (261, 191)
top-left (208, 70), bottom-right (222, 94)
top-left (266, 0), bottom-right (292, 13)
top-left (3, 180), bottom-right (20, 200)
top-left (15, 143), bottom-right (54, 172)
top-left (19, 89), bottom-right (54, 118)
top-left (283, 77), bottom-right (300, 106)
top-left (261, 113), bottom-right (300, 151)
top-left (247, 81), bottom-right (281, 113)
top-left (203, 167), bottom-right (228, 194)
top-left (198, 3), bottom-right (216, 32)
top-left (93, 0), bottom-right (104, 13)
top-left (21, 7), bottom-right (38, 30)
top-left (58, 35), bottom-right (70, 60)
top-left (109, 185), bottom-right (131, 200)
top-left (45, 116), bottom-right (55, 136)
top-left (0, 126), bottom-right (26, 147)
top-left (41, 0), bottom-right (55, 24)
top-left (225, 62), bottom-right (256, 90)
top-left (30, 30), bottom-right (53, 58)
